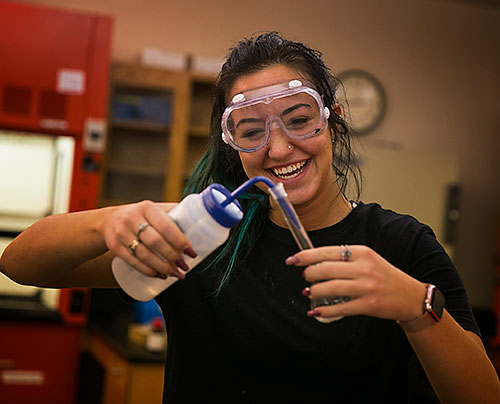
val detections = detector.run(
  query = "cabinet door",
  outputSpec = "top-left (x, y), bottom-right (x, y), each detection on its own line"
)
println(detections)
top-left (103, 86), bottom-right (172, 203)
top-left (100, 65), bottom-right (190, 205)
top-left (0, 322), bottom-right (81, 404)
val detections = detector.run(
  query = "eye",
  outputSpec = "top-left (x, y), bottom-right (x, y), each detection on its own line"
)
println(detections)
top-left (286, 116), bottom-right (313, 129)
top-left (242, 128), bottom-right (265, 139)
top-left (288, 117), bottom-right (310, 126)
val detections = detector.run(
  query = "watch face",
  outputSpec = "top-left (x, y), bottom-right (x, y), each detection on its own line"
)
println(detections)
top-left (336, 69), bottom-right (386, 135)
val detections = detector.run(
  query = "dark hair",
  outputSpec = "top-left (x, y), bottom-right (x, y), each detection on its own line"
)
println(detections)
top-left (185, 32), bottom-right (361, 293)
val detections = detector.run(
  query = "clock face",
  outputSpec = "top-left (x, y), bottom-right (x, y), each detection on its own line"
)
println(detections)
top-left (336, 69), bottom-right (386, 135)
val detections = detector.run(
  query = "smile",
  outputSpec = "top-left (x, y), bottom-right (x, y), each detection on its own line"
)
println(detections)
top-left (270, 160), bottom-right (308, 180)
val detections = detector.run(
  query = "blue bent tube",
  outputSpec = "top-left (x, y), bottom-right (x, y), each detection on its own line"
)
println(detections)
top-left (222, 176), bottom-right (313, 250)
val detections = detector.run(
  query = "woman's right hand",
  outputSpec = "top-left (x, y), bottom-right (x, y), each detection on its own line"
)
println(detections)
top-left (104, 200), bottom-right (197, 281)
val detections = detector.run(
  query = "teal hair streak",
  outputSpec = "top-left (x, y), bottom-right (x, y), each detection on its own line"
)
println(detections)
top-left (209, 194), bottom-right (265, 296)
top-left (183, 150), bottom-right (269, 295)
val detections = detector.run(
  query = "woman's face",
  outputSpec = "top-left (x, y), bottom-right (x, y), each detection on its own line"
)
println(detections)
top-left (228, 64), bottom-right (337, 207)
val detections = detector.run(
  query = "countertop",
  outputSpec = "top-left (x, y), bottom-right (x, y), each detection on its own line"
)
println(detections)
top-left (88, 313), bottom-right (166, 363)
top-left (0, 294), bottom-right (62, 322)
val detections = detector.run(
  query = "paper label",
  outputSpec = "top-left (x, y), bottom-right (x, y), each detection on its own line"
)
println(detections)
top-left (57, 69), bottom-right (86, 95)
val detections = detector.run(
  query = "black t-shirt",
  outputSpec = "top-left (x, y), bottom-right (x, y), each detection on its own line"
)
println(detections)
top-left (156, 202), bottom-right (479, 403)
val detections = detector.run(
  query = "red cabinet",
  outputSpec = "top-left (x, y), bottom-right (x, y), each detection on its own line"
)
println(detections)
top-left (0, 322), bottom-right (82, 404)
top-left (0, 3), bottom-right (113, 403)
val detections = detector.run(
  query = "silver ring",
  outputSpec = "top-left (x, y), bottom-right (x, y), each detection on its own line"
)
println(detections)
top-left (127, 239), bottom-right (141, 256)
top-left (136, 222), bottom-right (149, 238)
top-left (341, 245), bottom-right (352, 262)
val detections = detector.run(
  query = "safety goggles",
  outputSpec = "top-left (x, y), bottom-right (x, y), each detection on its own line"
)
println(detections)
top-left (221, 79), bottom-right (330, 153)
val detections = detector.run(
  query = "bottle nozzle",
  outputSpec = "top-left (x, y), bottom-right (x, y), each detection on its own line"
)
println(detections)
top-left (220, 176), bottom-right (276, 207)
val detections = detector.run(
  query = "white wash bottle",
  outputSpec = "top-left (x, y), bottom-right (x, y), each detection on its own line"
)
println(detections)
top-left (112, 184), bottom-right (244, 301)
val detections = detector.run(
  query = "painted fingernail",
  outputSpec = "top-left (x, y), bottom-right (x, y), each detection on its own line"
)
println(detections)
top-left (286, 255), bottom-right (298, 265)
top-left (175, 258), bottom-right (189, 271)
top-left (307, 309), bottom-right (322, 317)
top-left (172, 270), bottom-right (186, 280)
top-left (183, 247), bottom-right (197, 258)
top-left (155, 273), bottom-right (167, 280)
top-left (302, 287), bottom-right (311, 296)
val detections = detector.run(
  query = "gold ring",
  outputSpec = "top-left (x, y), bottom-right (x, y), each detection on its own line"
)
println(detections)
top-left (341, 245), bottom-right (352, 262)
top-left (127, 239), bottom-right (141, 256)
top-left (136, 222), bottom-right (149, 238)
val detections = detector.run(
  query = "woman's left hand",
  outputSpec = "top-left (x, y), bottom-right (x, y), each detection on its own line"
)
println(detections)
top-left (286, 245), bottom-right (427, 322)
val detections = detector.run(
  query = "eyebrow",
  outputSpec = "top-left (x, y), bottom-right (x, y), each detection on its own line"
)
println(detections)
top-left (282, 103), bottom-right (311, 116)
top-left (236, 117), bottom-right (263, 128)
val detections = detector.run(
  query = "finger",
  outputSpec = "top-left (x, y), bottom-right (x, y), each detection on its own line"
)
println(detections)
top-left (302, 261), bottom-right (355, 282)
top-left (308, 296), bottom-right (367, 319)
top-left (286, 245), bottom-right (356, 266)
top-left (307, 278), bottom-right (362, 300)
top-left (156, 202), bottom-right (178, 214)
top-left (137, 222), bottom-right (188, 265)
top-left (130, 240), bottom-right (187, 280)
top-left (118, 242), bottom-right (186, 280)
top-left (142, 202), bottom-right (194, 253)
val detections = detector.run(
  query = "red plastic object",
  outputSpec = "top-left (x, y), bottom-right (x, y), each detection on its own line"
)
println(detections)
top-left (58, 288), bottom-right (91, 326)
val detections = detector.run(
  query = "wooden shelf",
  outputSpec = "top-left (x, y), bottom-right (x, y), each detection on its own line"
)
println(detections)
top-left (109, 119), bottom-right (170, 133)
top-left (190, 72), bottom-right (217, 83)
top-left (99, 198), bottom-right (132, 207)
top-left (99, 64), bottom-right (214, 205)
top-left (107, 163), bottom-right (165, 177)
top-left (189, 125), bottom-right (209, 137)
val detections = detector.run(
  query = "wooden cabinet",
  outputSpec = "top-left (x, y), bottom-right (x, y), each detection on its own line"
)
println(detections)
top-left (184, 74), bottom-right (214, 186)
top-left (81, 329), bottom-right (165, 404)
top-left (100, 65), bottom-right (214, 206)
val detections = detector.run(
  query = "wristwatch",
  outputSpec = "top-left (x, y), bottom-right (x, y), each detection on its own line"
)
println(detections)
top-left (398, 284), bottom-right (445, 332)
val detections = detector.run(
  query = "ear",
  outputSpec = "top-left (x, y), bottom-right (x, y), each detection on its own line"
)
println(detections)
top-left (332, 104), bottom-right (342, 117)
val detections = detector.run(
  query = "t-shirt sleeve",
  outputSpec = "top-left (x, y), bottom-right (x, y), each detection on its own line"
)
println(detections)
top-left (406, 225), bottom-right (480, 337)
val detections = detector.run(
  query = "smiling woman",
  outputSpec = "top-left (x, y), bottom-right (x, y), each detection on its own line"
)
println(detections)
top-left (0, 32), bottom-right (499, 403)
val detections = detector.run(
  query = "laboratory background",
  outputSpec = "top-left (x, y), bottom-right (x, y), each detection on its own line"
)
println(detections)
top-left (0, 0), bottom-right (499, 403)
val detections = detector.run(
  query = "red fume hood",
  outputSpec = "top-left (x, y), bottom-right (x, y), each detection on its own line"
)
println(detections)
top-left (0, 2), bottom-right (113, 404)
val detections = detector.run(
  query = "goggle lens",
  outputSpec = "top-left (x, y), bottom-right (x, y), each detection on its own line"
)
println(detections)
top-left (225, 91), bottom-right (323, 151)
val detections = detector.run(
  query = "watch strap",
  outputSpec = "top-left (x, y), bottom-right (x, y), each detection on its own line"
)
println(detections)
top-left (397, 284), bottom-right (445, 332)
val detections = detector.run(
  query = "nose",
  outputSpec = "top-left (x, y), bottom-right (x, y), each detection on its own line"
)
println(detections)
top-left (266, 120), bottom-right (293, 159)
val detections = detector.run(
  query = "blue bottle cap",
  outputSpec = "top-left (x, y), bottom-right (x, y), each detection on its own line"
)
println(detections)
top-left (201, 184), bottom-right (243, 228)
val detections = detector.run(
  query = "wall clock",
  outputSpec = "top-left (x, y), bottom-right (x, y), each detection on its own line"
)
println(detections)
top-left (336, 69), bottom-right (386, 135)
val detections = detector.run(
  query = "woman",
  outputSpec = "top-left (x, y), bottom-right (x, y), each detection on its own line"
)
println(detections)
top-left (1, 32), bottom-right (499, 403)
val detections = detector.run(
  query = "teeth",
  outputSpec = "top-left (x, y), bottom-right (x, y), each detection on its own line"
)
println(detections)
top-left (272, 161), bottom-right (307, 179)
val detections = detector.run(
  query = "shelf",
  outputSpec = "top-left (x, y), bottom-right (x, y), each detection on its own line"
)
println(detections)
top-left (190, 72), bottom-right (217, 83)
top-left (109, 119), bottom-right (170, 133)
top-left (99, 198), bottom-right (133, 207)
top-left (107, 163), bottom-right (165, 177)
top-left (189, 126), bottom-right (209, 137)
top-left (100, 64), bottom-right (214, 205)
top-left (103, 171), bottom-right (165, 203)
